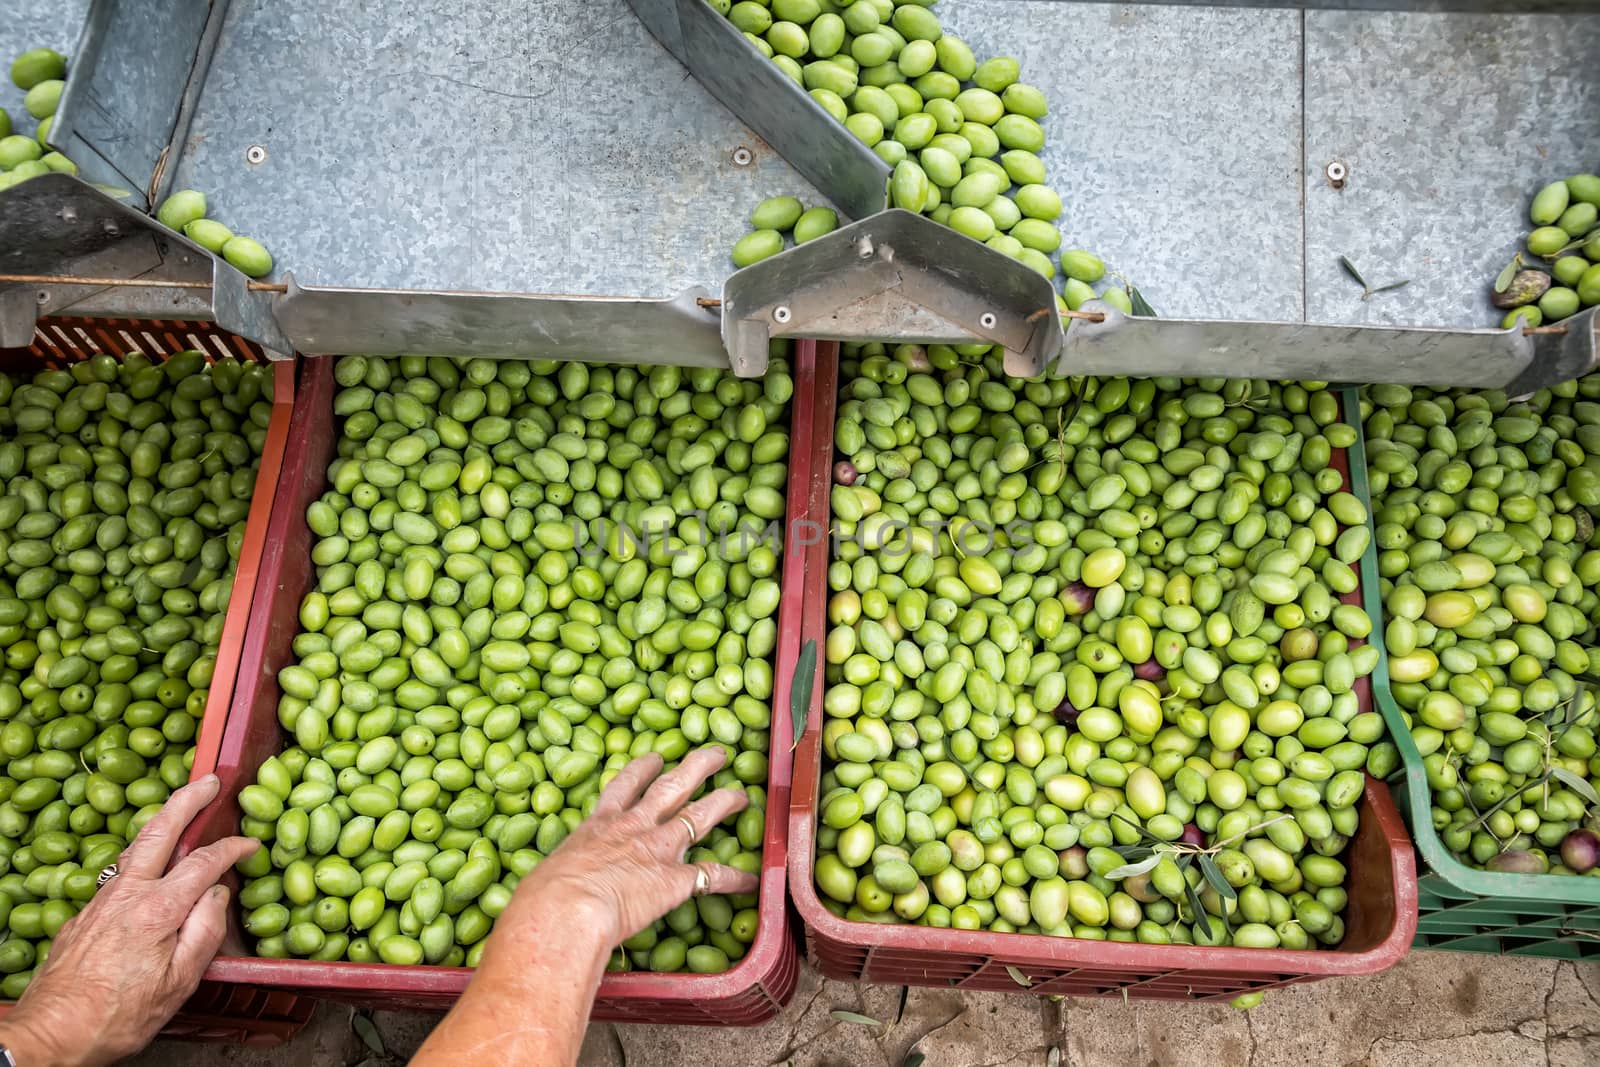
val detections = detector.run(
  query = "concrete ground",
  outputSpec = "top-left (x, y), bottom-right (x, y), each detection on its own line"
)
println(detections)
top-left (128, 950), bottom-right (1600, 1066)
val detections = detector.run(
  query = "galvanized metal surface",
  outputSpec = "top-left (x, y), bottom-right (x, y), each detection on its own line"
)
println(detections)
top-left (940, 2), bottom-right (1307, 323)
top-left (1061, 301), bottom-right (1600, 391)
top-left (1304, 12), bottom-right (1600, 328)
top-left (273, 279), bottom-right (727, 365)
top-left (11, 0), bottom-right (1600, 379)
top-left (723, 209), bottom-right (1062, 376)
top-left (3, 1), bottom-right (89, 140)
top-left (51, 0), bottom-right (217, 209)
top-left (628, 0), bottom-right (890, 222)
top-left (170, 0), bottom-right (825, 299)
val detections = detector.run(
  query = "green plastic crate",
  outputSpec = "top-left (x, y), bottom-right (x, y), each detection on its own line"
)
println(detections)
top-left (1349, 387), bottom-right (1600, 959)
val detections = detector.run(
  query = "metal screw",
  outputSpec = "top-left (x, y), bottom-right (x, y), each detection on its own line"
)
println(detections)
top-left (979, 312), bottom-right (997, 330)
top-left (731, 146), bottom-right (753, 167)
top-left (246, 145), bottom-right (267, 165)
top-left (856, 236), bottom-right (874, 259)
top-left (1325, 160), bottom-right (1347, 189)
top-left (35, 292), bottom-right (48, 305)
top-left (59, 206), bottom-right (77, 224)
top-left (772, 306), bottom-right (791, 324)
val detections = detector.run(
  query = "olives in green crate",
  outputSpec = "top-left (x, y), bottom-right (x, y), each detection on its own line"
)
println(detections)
top-left (814, 345), bottom-right (1380, 946)
top-left (0, 350), bottom-right (272, 994)
top-left (236, 354), bottom-right (793, 972)
top-left (1362, 376), bottom-right (1600, 875)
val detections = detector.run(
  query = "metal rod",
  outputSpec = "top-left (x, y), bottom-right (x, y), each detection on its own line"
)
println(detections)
top-left (0, 273), bottom-right (289, 293)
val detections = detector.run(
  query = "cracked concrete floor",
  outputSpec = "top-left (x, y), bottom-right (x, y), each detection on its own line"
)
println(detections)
top-left (128, 950), bottom-right (1600, 1066)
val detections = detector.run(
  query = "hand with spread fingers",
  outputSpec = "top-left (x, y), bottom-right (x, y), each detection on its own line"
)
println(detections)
top-left (498, 745), bottom-right (759, 948)
top-left (0, 775), bottom-right (261, 1067)
top-left (415, 747), bottom-right (758, 1066)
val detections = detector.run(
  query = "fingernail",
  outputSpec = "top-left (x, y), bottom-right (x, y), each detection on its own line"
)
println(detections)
top-left (210, 885), bottom-right (229, 903)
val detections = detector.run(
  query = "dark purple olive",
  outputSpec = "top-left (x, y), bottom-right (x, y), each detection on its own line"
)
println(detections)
top-left (1486, 849), bottom-right (1548, 874)
top-left (1052, 696), bottom-right (1080, 728)
top-left (1061, 581), bottom-right (1095, 616)
top-left (1561, 829), bottom-right (1600, 873)
top-left (1134, 658), bottom-right (1166, 683)
top-left (1180, 823), bottom-right (1206, 847)
top-left (834, 460), bottom-right (861, 485)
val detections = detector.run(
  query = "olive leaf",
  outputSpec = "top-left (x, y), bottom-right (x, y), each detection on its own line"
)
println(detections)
top-left (350, 1011), bottom-right (386, 1058)
top-left (1185, 880), bottom-right (1219, 944)
top-left (1197, 854), bottom-right (1237, 902)
top-left (1552, 221), bottom-right (1600, 259)
top-left (1551, 766), bottom-right (1600, 807)
top-left (1128, 285), bottom-right (1158, 318)
top-left (789, 638), bottom-right (816, 751)
top-left (904, 1055), bottom-right (927, 1067)
top-left (1341, 255), bottom-right (1410, 301)
top-left (1005, 964), bottom-right (1033, 988)
top-left (830, 1010), bottom-right (882, 1026)
top-left (1047, 1048), bottom-right (1062, 1067)
top-left (893, 985), bottom-right (909, 1026)
top-left (1339, 256), bottom-right (1369, 290)
top-left (1495, 254), bottom-right (1524, 294)
top-left (1103, 852), bottom-right (1163, 880)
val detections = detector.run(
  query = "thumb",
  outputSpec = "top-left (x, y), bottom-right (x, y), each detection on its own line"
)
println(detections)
top-left (169, 884), bottom-right (230, 993)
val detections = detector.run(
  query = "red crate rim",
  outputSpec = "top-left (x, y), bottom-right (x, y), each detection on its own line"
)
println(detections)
top-left (787, 355), bottom-right (1418, 981)
top-left (199, 343), bottom-right (825, 1012)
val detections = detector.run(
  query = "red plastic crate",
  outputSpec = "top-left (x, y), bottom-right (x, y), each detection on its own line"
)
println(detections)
top-left (0, 317), bottom-right (307, 1045)
top-left (786, 355), bottom-right (1419, 1001)
top-left (181, 345), bottom-right (822, 1023)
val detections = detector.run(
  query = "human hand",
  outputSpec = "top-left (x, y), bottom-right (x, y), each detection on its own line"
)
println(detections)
top-left (0, 775), bottom-right (262, 1067)
top-left (495, 747), bottom-right (760, 950)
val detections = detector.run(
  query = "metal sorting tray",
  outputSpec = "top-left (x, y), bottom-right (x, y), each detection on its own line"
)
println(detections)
top-left (6, 0), bottom-right (1600, 381)
top-left (157, 0), bottom-right (1600, 327)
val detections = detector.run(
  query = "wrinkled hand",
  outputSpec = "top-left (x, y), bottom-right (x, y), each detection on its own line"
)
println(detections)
top-left (502, 747), bottom-right (760, 948)
top-left (0, 775), bottom-right (261, 1067)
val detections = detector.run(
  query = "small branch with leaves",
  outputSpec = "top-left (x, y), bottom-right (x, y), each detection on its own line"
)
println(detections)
top-left (1340, 256), bottom-right (1410, 301)
top-left (1102, 812), bottom-right (1293, 943)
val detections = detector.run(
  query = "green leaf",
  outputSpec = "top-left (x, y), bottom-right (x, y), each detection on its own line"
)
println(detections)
top-left (904, 1056), bottom-right (926, 1067)
top-left (1128, 285), bottom-right (1158, 318)
top-left (1369, 279), bottom-right (1411, 295)
top-left (351, 1012), bottom-right (386, 1057)
top-left (1495, 255), bottom-right (1522, 293)
top-left (1006, 964), bottom-right (1034, 988)
top-left (1551, 766), bottom-right (1600, 807)
top-left (831, 1010), bottom-right (882, 1027)
top-left (790, 638), bottom-right (816, 751)
top-left (1198, 854), bottom-right (1237, 902)
top-left (1104, 852), bottom-right (1163, 880)
top-left (1339, 256), bottom-right (1368, 290)
top-left (1184, 881), bottom-right (1218, 944)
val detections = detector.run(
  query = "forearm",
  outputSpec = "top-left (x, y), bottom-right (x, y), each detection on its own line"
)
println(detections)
top-left (413, 901), bottom-right (611, 1067)
top-left (0, 1006), bottom-right (80, 1067)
